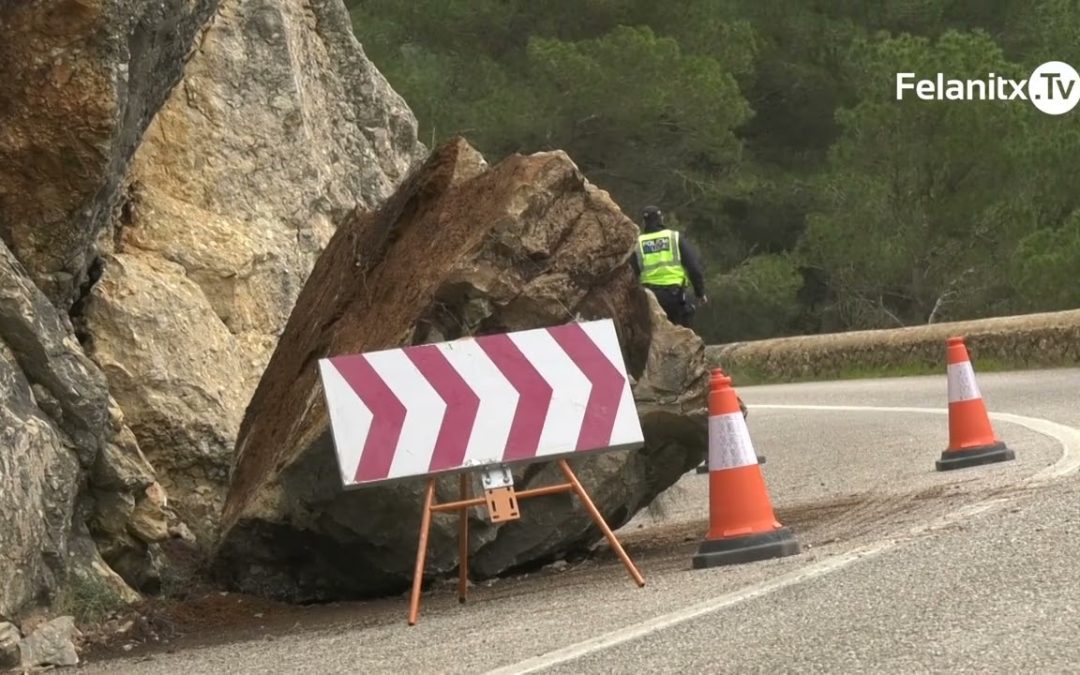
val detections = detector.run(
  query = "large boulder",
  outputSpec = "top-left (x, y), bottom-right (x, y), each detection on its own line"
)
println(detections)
top-left (213, 138), bottom-right (708, 602)
top-left (17, 616), bottom-right (80, 670)
top-left (79, 0), bottom-right (425, 541)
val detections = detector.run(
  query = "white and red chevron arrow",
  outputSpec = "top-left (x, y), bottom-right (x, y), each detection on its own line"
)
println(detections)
top-left (317, 319), bottom-right (644, 488)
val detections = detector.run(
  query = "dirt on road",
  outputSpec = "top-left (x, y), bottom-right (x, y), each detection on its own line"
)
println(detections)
top-left (77, 473), bottom-right (1018, 668)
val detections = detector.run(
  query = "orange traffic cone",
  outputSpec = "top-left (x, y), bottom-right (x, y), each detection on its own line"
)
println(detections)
top-left (936, 336), bottom-right (1015, 471)
top-left (693, 370), bottom-right (799, 569)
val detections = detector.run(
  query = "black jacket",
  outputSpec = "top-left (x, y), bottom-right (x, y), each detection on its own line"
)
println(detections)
top-left (630, 228), bottom-right (707, 299)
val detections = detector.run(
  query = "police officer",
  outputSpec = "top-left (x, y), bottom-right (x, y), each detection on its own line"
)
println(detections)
top-left (630, 206), bottom-right (755, 473)
top-left (630, 205), bottom-right (708, 328)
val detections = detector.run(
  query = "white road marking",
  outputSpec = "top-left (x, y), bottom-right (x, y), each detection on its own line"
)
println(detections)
top-left (486, 405), bottom-right (1080, 675)
top-left (752, 405), bottom-right (1080, 483)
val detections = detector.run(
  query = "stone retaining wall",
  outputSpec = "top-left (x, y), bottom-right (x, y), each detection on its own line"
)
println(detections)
top-left (706, 310), bottom-right (1080, 383)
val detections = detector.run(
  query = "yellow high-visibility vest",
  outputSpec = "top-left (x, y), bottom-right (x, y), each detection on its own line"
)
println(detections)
top-left (636, 229), bottom-right (688, 287)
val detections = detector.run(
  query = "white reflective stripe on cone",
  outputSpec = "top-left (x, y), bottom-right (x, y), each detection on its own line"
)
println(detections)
top-left (947, 361), bottom-right (981, 403)
top-left (708, 412), bottom-right (758, 470)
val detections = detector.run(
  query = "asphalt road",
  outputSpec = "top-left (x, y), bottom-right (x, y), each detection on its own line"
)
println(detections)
top-left (80, 367), bottom-right (1080, 674)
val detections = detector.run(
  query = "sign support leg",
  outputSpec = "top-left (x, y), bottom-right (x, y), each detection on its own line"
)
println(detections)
top-left (556, 459), bottom-right (645, 588)
top-left (407, 462), bottom-right (645, 625)
top-left (408, 478), bottom-right (437, 626)
top-left (458, 473), bottom-right (470, 604)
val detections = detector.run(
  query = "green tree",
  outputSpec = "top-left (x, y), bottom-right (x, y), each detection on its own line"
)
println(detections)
top-left (698, 252), bottom-right (804, 341)
top-left (989, 0), bottom-right (1080, 311)
top-left (1013, 214), bottom-right (1080, 310)
top-left (524, 26), bottom-right (752, 218)
top-left (799, 29), bottom-right (1032, 329)
top-left (343, 1), bottom-right (1080, 342)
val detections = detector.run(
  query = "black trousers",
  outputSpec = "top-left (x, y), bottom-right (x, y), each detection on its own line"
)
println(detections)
top-left (645, 284), bottom-right (694, 328)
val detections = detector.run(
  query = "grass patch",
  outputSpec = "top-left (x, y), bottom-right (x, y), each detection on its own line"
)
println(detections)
top-left (56, 572), bottom-right (127, 626)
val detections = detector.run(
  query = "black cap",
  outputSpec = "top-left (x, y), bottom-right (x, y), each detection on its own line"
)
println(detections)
top-left (642, 205), bottom-right (663, 231)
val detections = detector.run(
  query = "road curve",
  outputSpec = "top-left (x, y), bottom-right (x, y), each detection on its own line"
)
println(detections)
top-left (82, 368), bottom-right (1080, 674)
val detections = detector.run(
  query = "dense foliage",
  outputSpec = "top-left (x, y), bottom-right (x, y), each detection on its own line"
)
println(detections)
top-left (346, 0), bottom-right (1080, 343)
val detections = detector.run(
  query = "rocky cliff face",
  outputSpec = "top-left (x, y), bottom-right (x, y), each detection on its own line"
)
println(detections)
top-left (0, 0), bottom-right (220, 306)
top-left (0, 239), bottom-right (161, 618)
top-left (212, 138), bottom-right (708, 602)
top-left (0, 0), bottom-right (422, 622)
top-left (81, 0), bottom-right (424, 542)
top-left (0, 0), bottom-right (699, 629)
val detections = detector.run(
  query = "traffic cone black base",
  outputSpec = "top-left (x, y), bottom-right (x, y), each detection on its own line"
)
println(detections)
top-left (935, 442), bottom-right (1014, 472)
top-left (692, 527), bottom-right (800, 569)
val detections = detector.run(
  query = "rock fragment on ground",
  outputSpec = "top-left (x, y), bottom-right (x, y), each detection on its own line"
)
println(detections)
top-left (18, 616), bottom-right (80, 669)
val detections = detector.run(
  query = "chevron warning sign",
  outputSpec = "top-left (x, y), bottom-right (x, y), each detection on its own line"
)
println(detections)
top-left (317, 319), bottom-right (644, 488)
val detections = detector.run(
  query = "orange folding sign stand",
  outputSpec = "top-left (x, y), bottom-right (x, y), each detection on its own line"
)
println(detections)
top-left (409, 461), bottom-right (645, 626)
